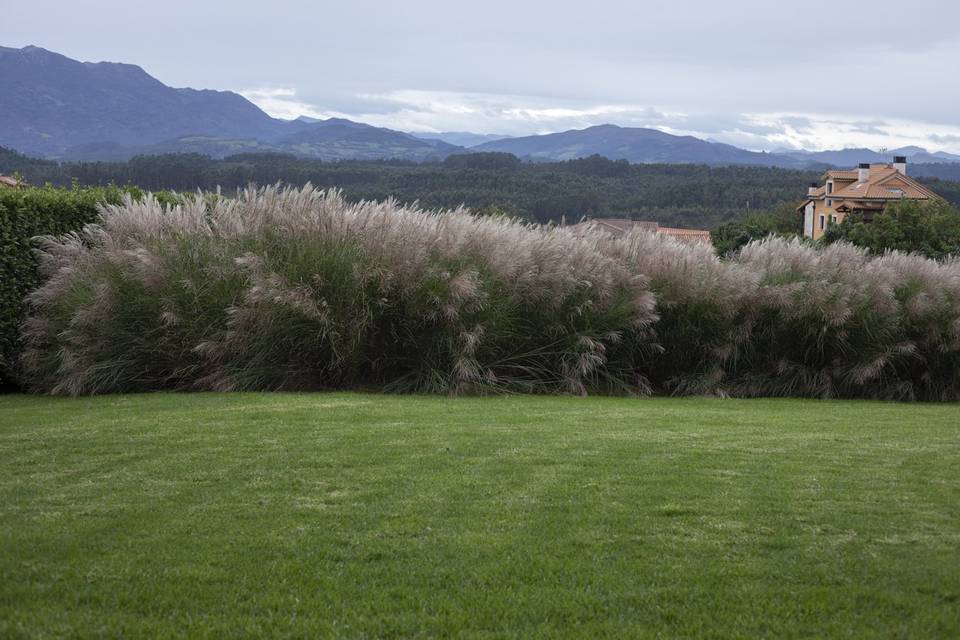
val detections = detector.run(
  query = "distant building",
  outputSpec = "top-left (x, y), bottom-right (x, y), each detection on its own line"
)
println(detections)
top-left (572, 218), bottom-right (712, 245)
top-left (0, 175), bottom-right (24, 189)
top-left (798, 157), bottom-right (940, 239)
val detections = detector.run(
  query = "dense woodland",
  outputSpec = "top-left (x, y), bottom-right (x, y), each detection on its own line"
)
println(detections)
top-left (4, 146), bottom-right (958, 229)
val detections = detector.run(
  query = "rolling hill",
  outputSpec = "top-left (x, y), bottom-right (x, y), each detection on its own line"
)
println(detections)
top-left (62, 123), bottom-right (461, 162)
top-left (471, 125), bottom-right (960, 168)
top-left (0, 45), bottom-right (281, 157)
top-left (276, 119), bottom-right (459, 161)
top-left (411, 131), bottom-right (514, 147)
top-left (471, 124), bottom-right (807, 167)
top-left (772, 146), bottom-right (960, 167)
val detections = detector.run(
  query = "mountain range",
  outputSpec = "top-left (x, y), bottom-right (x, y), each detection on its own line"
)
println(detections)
top-left (0, 45), bottom-right (458, 161)
top-left (472, 125), bottom-right (802, 167)
top-left (410, 131), bottom-right (514, 147)
top-left (3, 45), bottom-right (960, 169)
top-left (471, 128), bottom-right (960, 168)
top-left (770, 146), bottom-right (960, 166)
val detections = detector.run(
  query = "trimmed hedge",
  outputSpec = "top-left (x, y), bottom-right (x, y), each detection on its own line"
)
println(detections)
top-left (0, 185), bottom-right (175, 389)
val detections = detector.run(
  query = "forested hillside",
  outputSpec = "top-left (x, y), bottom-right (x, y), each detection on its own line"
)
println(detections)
top-left (4, 147), bottom-right (960, 228)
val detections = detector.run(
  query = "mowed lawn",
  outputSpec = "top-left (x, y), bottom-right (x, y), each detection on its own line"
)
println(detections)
top-left (1, 394), bottom-right (959, 638)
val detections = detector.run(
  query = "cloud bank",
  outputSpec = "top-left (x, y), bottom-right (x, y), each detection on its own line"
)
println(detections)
top-left (242, 87), bottom-right (960, 153)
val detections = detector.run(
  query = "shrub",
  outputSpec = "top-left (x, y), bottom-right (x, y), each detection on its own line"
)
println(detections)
top-left (731, 238), bottom-right (960, 400)
top-left (22, 185), bottom-right (658, 395)
top-left (876, 252), bottom-right (960, 401)
top-left (601, 231), bottom-right (755, 395)
top-left (608, 234), bottom-right (960, 400)
top-left (822, 199), bottom-right (960, 259)
top-left (711, 202), bottom-right (802, 257)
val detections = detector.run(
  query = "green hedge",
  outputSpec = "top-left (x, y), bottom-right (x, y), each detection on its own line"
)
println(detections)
top-left (0, 185), bottom-right (174, 388)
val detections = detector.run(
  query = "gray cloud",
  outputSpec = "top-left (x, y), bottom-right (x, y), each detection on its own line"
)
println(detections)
top-left (928, 133), bottom-right (960, 145)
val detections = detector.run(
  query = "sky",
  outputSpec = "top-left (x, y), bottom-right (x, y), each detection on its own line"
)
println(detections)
top-left (4, 0), bottom-right (960, 152)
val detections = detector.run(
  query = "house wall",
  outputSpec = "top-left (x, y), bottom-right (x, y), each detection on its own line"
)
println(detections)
top-left (807, 180), bottom-right (855, 239)
top-left (810, 204), bottom-right (849, 240)
top-left (808, 199), bottom-right (832, 240)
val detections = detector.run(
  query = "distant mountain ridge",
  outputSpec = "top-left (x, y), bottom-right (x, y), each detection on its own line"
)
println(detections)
top-left (471, 125), bottom-right (960, 168)
top-left (411, 131), bottom-right (514, 147)
top-left (471, 124), bottom-right (807, 167)
top-left (0, 45), bottom-right (459, 161)
top-left (3, 45), bottom-right (960, 168)
top-left (771, 147), bottom-right (960, 167)
top-left (0, 45), bottom-right (281, 156)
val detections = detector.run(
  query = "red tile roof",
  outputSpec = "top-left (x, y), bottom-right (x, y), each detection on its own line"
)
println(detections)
top-left (824, 169), bottom-right (859, 180)
top-left (573, 219), bottom-right (712, 245)
top-left (833, 200), bottom-right (885, 212)
top-left (801, 164), bottom-right (940, 212)
top-left (829, 166), bottom-right (936, 200)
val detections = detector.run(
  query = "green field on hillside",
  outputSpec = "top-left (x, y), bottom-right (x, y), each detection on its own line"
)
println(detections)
top-left (1, 394), bottom-right (958, 638)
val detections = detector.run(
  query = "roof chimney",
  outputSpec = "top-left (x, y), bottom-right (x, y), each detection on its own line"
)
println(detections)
top-left (808, 182), bottom-right (818, 196)
top-left (893, 155), bottom-right (907, 175)
top-left (858, 162), bottom-right (870, 182)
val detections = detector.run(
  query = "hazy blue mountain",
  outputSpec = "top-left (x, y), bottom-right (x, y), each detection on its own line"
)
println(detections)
top-left (62, 124), bottom-right (461, 162)
top-left (69, 137), bottom-right (291, 161)
top-left (0, 45), bottom-right (461, 161)
top-left (0, 45), bottom-right (285, 157)
top-left (276, 119), bottom-right (461, 161)
top-left (779, 148), bottom-right (887, 166)
top-left (471, 124), bottom-right (807, 167)
top-left (892, 146), bottom-right (929, 156)
top-left (902, 149), bottom-right (960, 164)
top-left (773, 146), bottom-right (960, 167)
top-left (410, 131), bottom-right (514, 147)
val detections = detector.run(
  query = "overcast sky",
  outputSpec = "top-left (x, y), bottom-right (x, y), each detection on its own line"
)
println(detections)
top-left (4, 0), bottom-right (960, 151)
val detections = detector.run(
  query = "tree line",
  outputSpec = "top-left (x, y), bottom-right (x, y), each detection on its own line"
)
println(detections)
top-left (6, 145), bottom-right (959, 257)
top-left (2, 147), bottom-right (832, 229)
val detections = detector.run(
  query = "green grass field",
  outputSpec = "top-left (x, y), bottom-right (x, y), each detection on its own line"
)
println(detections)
top-left (1, 394), bottom-right (958, 638)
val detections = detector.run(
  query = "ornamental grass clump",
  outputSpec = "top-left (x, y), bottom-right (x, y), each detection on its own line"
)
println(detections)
top-left (731, 237), bottom-right (960, 400)
top-left (600, 229), bottom-right (756, 395)
top-left (22, 185), bottom-right (658, 395)
top-left (729, 238), bottom-right (901, 398)
top-left (19, 185), bottom-right (960, 399)
top-left (874, 251), bottom-right (960, 401)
